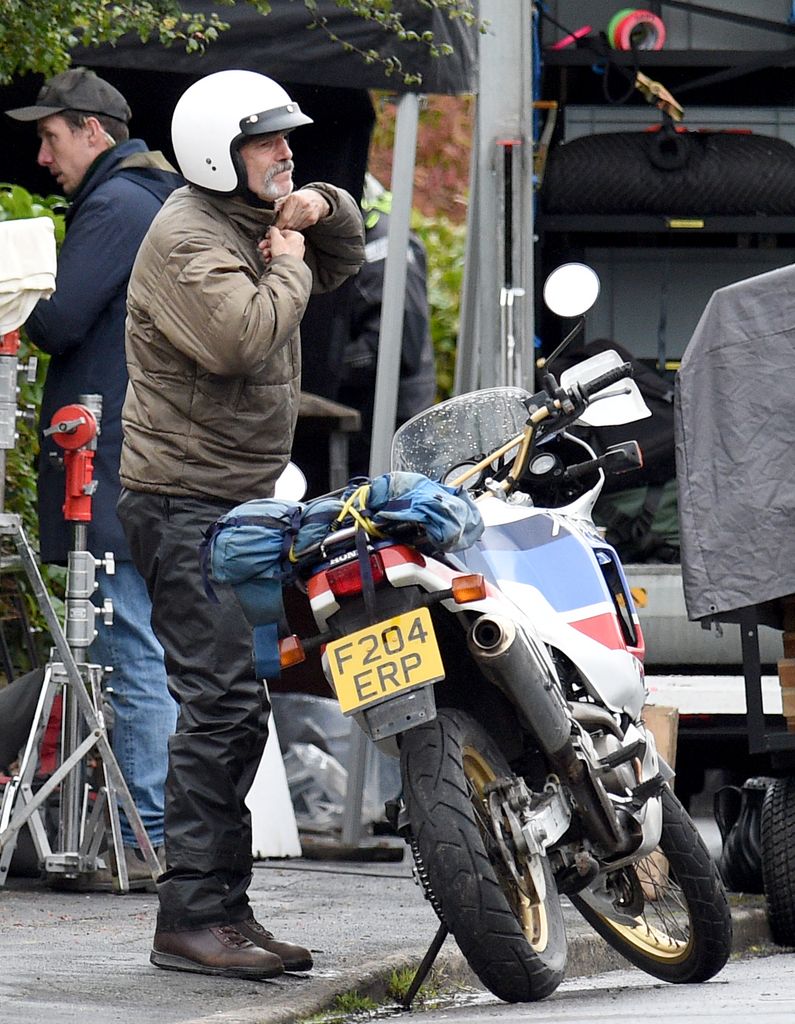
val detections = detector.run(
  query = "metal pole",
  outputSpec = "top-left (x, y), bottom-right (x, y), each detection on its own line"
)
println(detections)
top-left (457, 0), bottom-right (536, 391)
top-left (454, 119), bottom-right (481, 396)
top-left (58, 639), bottom-right (83, 854)
top-left (367, 91), bottom-right (420, 477)
top-left (57, 393), bottom-right (100, 857)
top-left (340, 92), bottom-right (420, 849)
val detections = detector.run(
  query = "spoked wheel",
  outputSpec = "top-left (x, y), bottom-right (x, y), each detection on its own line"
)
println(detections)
top-left (572, 786), bottom-right (732, 983)
top-left (400, 708), bottom-right (567, 1003)
top-left (760, 775), bottom-right (795, 945)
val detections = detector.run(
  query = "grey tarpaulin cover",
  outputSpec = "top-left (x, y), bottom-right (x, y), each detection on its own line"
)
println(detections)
top-left (675, 263), bottom-right (795, 622)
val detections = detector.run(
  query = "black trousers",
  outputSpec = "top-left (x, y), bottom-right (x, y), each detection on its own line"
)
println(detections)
top-left (117, 489), bottom-right (270, 931)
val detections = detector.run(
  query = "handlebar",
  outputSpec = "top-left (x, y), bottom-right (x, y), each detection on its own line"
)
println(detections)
top-left (579, 362), bottom-right (633, 401)
top-left (565, 459), bottom-right (602, 481)
top-left (449, 361), bottom-right (635, 498)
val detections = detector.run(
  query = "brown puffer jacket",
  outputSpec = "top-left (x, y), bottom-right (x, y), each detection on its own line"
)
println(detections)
top-left (120, 181), bottom-right (363, 501)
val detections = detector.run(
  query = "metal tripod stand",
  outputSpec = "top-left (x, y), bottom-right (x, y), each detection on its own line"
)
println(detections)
top-left (0, 333), bottom-right (159, 890)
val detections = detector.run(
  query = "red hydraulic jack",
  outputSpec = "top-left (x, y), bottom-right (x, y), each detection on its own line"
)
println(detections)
top-left (0, 395), bottom-right (159, 891)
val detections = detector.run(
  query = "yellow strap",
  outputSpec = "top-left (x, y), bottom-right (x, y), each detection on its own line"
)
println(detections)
top-left (333, 485), bottom-right (385, 538)
top-left (286, 485), bottom-right (385, 564)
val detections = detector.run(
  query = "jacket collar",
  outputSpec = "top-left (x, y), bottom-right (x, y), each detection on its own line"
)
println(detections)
top-left (189, 186), bottom-right (278, 239)
top-left (66, 139), bottom-right (152, 222)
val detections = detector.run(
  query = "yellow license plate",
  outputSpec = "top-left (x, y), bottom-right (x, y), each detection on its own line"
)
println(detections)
top-left (326, 607), bottom-right (444, 714)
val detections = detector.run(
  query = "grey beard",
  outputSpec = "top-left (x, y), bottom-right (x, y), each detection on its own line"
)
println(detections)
top-left (261, 160), bottom-right (294, 200)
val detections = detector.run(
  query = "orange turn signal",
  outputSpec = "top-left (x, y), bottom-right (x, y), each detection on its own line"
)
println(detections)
top-left (451, 573), bottom-right (487, 604)
top-left (279, 635), bottom-right (307, 669)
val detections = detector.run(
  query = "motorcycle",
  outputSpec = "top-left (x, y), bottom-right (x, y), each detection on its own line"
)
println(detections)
top-left (208, 264), bottom-right (732, 1003)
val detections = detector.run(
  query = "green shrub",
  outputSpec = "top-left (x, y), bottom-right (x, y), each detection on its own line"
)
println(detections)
top-left (412, 209), bottom-right (466, 401)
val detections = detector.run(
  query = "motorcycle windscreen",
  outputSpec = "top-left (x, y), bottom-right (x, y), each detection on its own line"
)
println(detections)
top-left (391, 386), bottom-right (531, 480)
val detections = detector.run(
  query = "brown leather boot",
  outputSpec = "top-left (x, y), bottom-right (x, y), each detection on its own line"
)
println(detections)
top-left (150, 924), bottom-right (284, 979)
top-left (236, 916), bottom-right (313, 972)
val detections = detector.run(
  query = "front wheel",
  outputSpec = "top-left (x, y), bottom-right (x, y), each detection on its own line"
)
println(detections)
top-left (572, 786), bottom-right (732, 983)
top-left (400, 709), bottom-right (567, 1003)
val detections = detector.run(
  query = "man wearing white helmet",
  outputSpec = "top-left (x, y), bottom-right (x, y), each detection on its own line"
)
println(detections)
top-left (117, 70), bottom-right (364, 980)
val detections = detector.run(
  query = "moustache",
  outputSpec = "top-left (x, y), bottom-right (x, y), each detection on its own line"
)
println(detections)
top-left (266, 160), bottom-right (294, 180)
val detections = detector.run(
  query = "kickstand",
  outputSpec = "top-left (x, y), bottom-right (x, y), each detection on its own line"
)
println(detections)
top-left (400, 921), bottom-right (448, 1011)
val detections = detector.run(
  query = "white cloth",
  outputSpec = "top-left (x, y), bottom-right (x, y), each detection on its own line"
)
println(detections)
top-left (247, 715), bottom-right (302, 859)
top-left (0, 218), bottom-right (57, 333)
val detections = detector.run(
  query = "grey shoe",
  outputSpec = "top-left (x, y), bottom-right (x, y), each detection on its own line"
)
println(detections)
top-left (83, 843), bottom-right (165, 892)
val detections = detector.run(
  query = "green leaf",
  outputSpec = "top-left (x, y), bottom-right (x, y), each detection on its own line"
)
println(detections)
top-left (0, 0), bottom-right (483, 85)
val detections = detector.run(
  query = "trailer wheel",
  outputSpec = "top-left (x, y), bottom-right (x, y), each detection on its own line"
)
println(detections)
top-left (761, 775), bottom-right (795, 945)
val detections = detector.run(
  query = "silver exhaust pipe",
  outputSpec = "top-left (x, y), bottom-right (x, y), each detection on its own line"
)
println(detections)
top-left (467, 612), bottom-right (633, 855)
top-left (467, 613), bottom-right (571, 759)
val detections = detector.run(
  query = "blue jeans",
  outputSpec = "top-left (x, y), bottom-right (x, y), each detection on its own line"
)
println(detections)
top-left (89, 560), bottom-right (177, 846)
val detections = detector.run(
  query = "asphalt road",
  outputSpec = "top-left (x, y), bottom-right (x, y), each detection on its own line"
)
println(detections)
top-left (391, 953), bottom-right (795, 1024)
top-left (0, 856), bottom-right (774, 1024)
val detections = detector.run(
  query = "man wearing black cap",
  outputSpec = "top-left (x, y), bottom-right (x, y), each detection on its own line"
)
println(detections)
top-left (5, 67), bottom-right (182, 888)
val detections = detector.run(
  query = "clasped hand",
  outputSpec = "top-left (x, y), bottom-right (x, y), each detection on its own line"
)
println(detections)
top-left (258, 188), bottom-right (331, 265)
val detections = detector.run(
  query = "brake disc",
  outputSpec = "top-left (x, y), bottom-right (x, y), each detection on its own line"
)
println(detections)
top-left (486, 780), bottom-right (543, 903)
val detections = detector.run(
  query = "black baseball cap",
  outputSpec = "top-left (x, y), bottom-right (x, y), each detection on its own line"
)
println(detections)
top-left (5, 68), bottom-right (131, 123)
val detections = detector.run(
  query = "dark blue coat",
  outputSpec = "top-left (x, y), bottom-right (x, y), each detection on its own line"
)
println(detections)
top-left (25, 140), bottom-right (182, 563)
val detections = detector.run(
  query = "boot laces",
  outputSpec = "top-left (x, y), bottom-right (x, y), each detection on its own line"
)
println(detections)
top-left (244, 918), bottom-right (274, 940)
top-left (217, 925), bottom-right (250, 948)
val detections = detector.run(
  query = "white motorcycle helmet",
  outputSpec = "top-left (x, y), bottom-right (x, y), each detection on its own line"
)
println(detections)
top-left (171, 69), bottom-right (313, 195)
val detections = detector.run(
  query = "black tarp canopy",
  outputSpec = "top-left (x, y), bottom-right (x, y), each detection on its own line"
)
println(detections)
top-left (2, 0), bottom-right (477, 197)
top-left (70, 0), bottom-right (478, 94)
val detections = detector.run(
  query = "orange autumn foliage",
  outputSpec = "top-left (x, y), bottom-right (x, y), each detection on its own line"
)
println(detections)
top-left (368, 93), bottom-right (474, 224)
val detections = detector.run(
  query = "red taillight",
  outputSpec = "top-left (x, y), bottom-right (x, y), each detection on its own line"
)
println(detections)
top-left (325, 551), bottom-right (386, 598)
top-left (379, 545), bottom-right (426, 569)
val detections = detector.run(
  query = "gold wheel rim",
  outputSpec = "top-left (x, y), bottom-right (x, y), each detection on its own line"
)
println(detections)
top-left (604, 920), bottom-right (691, 962)
top-left (598, 855), bottom-right (693, 963)
top-left (462, 745), bottom-right (549, 951)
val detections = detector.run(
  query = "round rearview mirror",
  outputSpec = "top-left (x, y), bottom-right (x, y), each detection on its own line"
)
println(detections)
top-left (543, 263), bottom-right (600, 318)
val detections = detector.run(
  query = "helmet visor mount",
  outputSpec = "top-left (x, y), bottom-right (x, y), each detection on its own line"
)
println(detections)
top-left (239, 102), bottom-right (312, 138)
